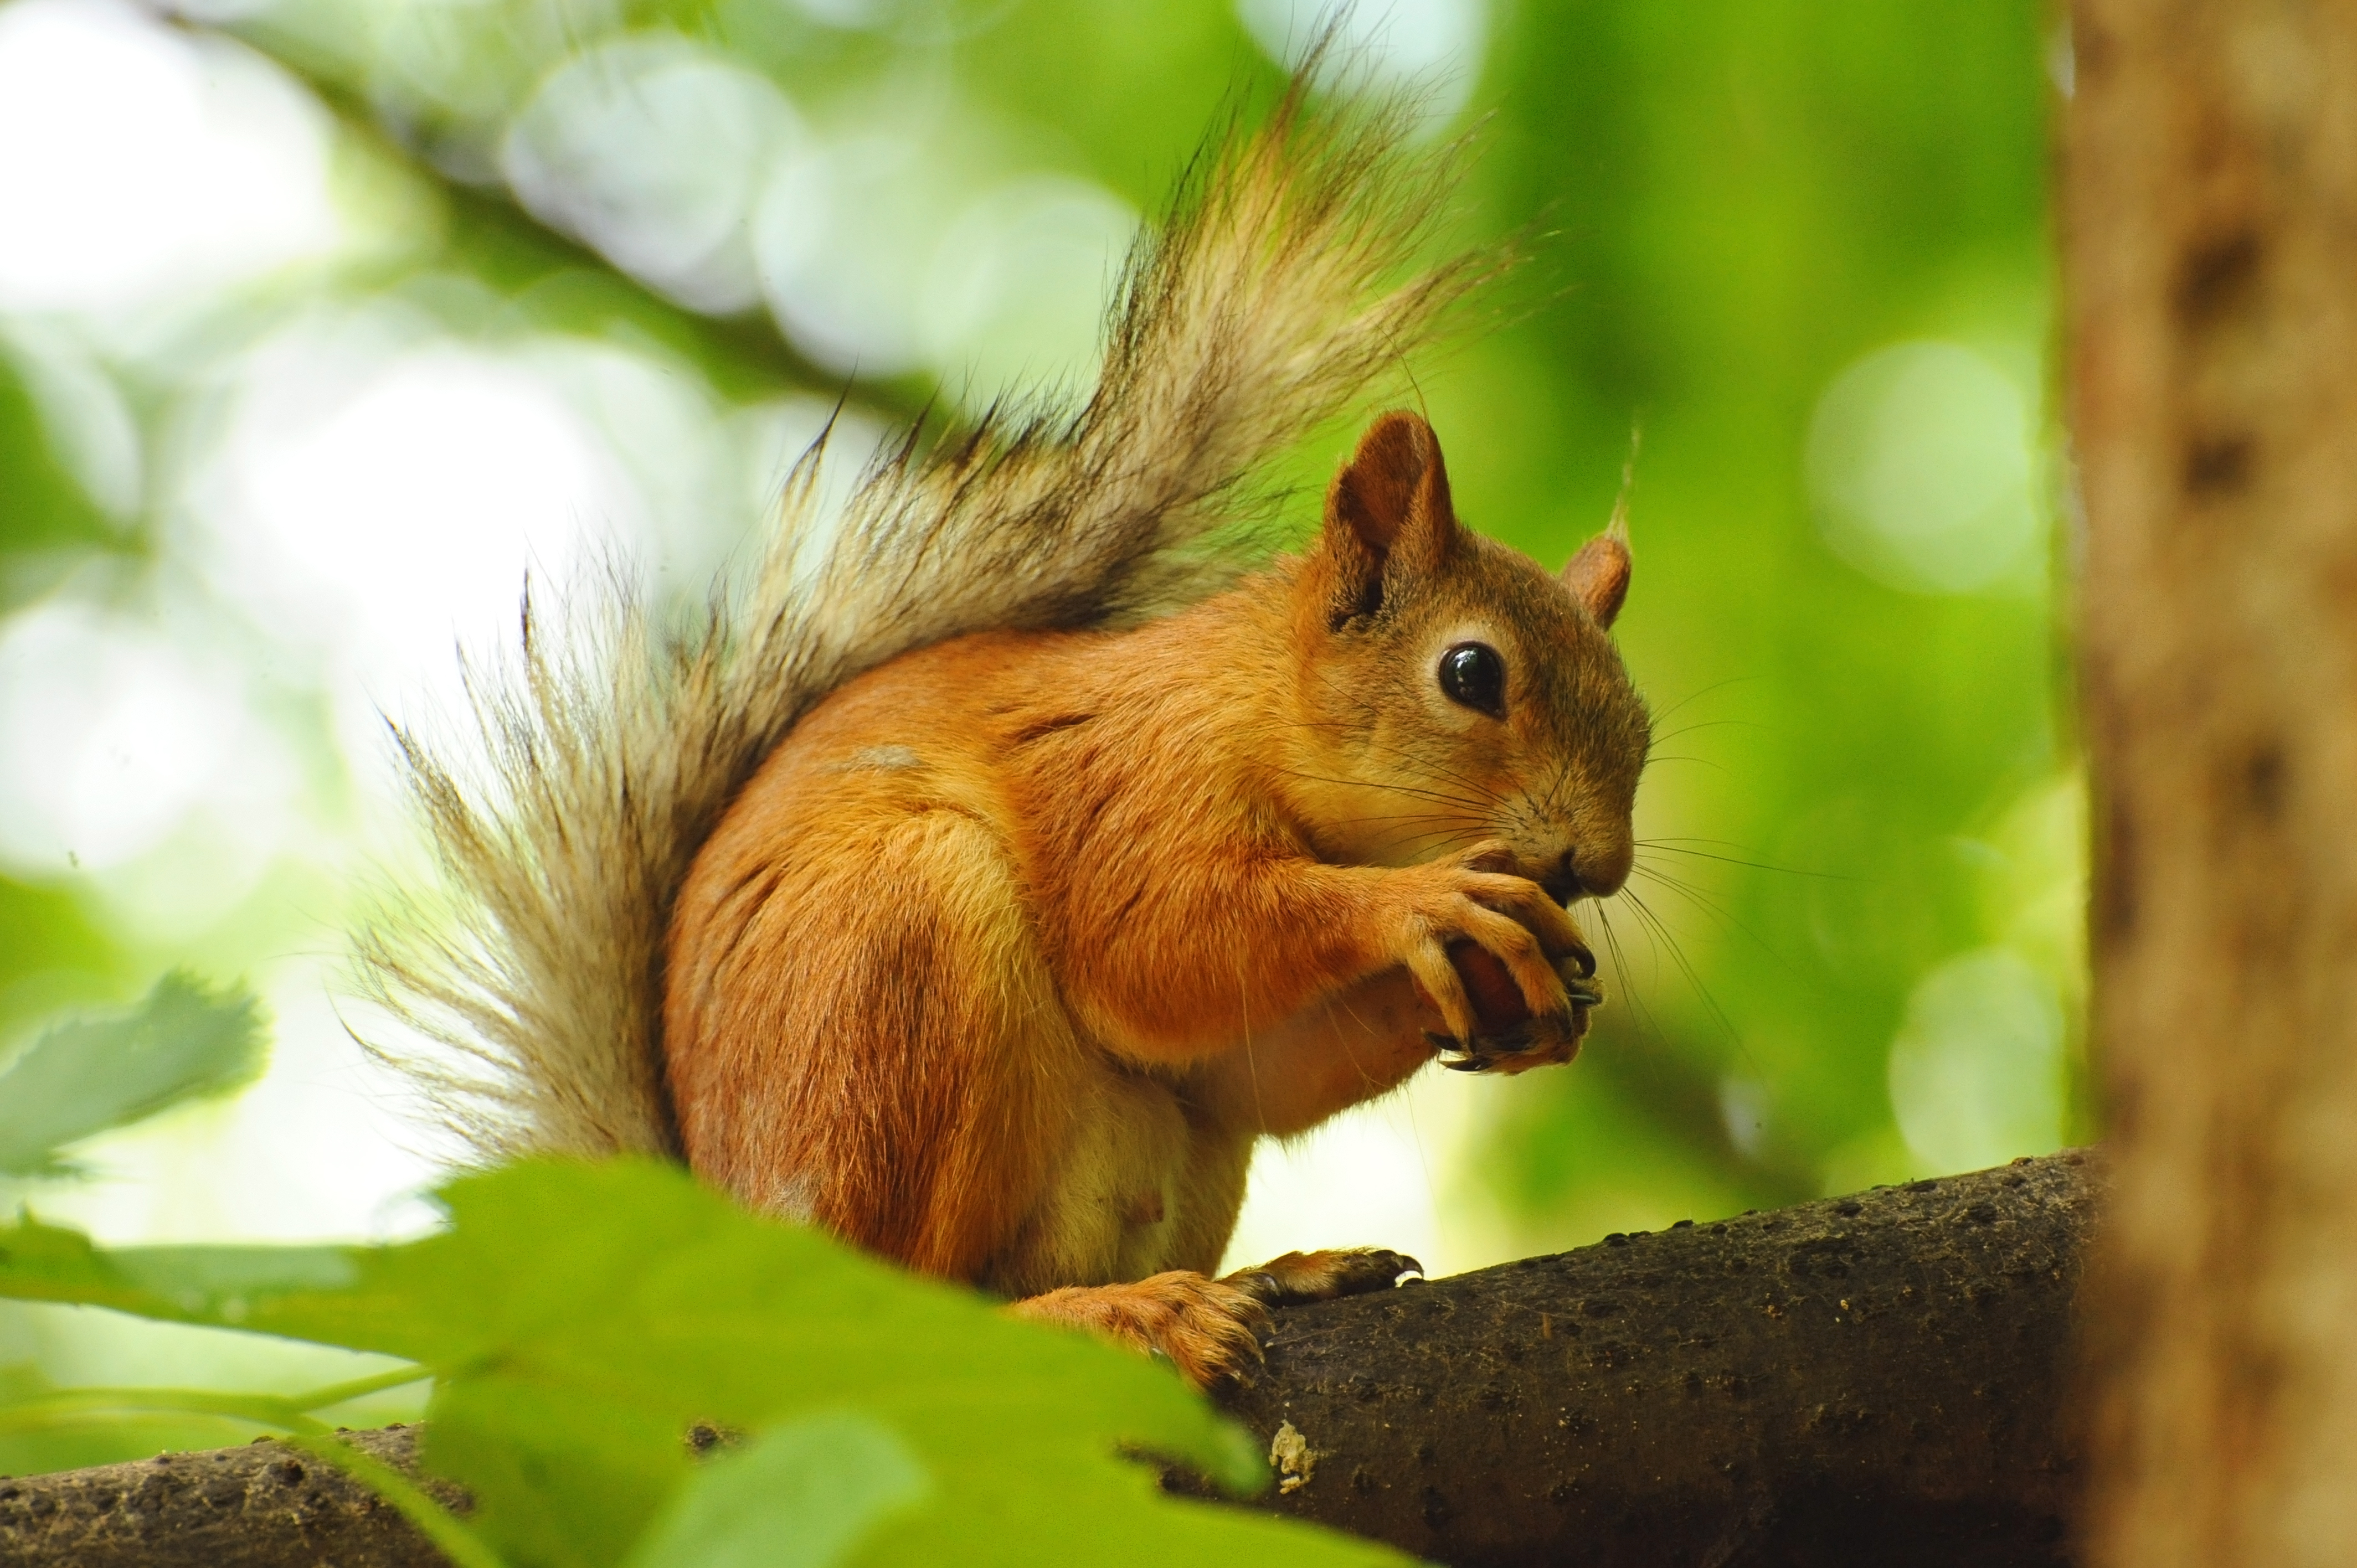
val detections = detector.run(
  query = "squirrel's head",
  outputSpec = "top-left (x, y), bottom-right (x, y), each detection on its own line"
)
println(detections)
top-left (1286, 410), bottom-right (1650, 904)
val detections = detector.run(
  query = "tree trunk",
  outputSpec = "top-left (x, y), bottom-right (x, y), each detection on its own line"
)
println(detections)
top-left (2068, 2), bottom-right (2357, 1564)
top-left (1, 1153), bottom-right (2094, 1568)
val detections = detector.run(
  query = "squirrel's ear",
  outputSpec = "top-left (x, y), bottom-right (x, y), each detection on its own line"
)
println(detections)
top-left (1563, 525), bottom-right (1632, 629)
top-left (1319, 411), bottom-right (1459, 623)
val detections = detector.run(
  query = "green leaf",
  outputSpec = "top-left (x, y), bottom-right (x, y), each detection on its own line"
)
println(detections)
top-left (0, 1160), bottom-right (1408, 1567)
top-left (0, 973), bottom-right (269, 1177)
top-left (0, 1215), bottom-right (355, 1327)
top-left (624, 1412), bottom-right (929, 1568)
top-left (110, 1244), bottom-right (363, 1317)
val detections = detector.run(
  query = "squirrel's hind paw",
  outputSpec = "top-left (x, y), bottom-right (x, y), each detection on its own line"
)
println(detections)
top-left (1006, 1272), bottom-right (1269, 1390)
top-left (1224, 1247), bottom-right (1423, 1307)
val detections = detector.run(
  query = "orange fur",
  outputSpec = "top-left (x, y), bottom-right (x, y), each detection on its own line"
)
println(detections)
top-left (663, 412), bottom-right (1649, 1383)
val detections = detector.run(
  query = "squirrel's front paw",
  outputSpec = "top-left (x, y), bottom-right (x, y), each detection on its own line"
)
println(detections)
top-left (1006, 1272), bottom-right (1270, 1390)
top-left (1432, 949), bottom-right (1599, 1074)
top-left (1389, 842), bottom-right (1590, 1048)
top-left (1223, 1247), bottom-right (1422, 1306)
top-left (1434, 1015), bottom-right (1587, 1075)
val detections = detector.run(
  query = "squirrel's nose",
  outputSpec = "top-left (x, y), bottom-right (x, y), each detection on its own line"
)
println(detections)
top-left (1546, 844), bottom-right (1632, 904)
top-left (1555, 844), bottom-right (1631, 891)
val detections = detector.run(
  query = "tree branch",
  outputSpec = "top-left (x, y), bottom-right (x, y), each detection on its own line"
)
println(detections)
top-left (1216, 1149), bottom-right (2092, 1566)
top-left (0, 1153), bottom-right (2094, 1567)
top-left (0, 1426), bottom-right (457, 1568)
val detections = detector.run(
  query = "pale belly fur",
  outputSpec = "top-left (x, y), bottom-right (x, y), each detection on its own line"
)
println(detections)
top-left (975, 967), bottom-right (1435, 1298)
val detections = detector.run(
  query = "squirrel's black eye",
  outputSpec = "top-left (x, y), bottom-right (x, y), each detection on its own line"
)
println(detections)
top-left (1438, 642), bottom-right (1505, 718)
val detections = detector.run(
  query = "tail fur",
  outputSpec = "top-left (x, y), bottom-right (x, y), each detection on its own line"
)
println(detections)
top-left (352, 71), bottom-right (1496, 1162)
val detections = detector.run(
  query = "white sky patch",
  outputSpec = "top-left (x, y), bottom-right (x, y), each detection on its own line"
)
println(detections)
top-left (919, 176), bottom-right (1136, 420)
top-left (177, 316), bottom-right (662, 768)
top-left (751, 97), bottom-right (1136, 410)
top-left (1717, 1075), bottom-right (1772, 1161)
top-left (514, 334), bottom-right (744, 598)
top-left (756, 131), bottom-right (959, 376)
top-left (0, 0), bottom-right (337, 316)
top-left (1222, 1069), bottom-right (1505, 1281)
top-left (0, 600), bottom-right (289, 880)
top-left (788, 0), bottom-right (897, 28)
top-left (1237, 0), bottom-right (1489, 123)
top-left (502, 34), bottom-right (802, 315)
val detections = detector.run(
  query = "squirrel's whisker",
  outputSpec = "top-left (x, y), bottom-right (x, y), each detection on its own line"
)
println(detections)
top-left (1648, 716), bottom-right (1758, 747)
top-left (1270, 767), bottom-right (1493, 813)
top-left (1617, 888), bottom-right (1746, 1052)
top-left (1636, 841), bottom-right (1848, 880)
top-left (1628, 866), bottom-right (1805, 983)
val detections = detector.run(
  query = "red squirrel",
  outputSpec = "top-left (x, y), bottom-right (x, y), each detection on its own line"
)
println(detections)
top-left (357, 77), bottom-right (1648, 1388)
top-left (665, 411), bottom-right (1645, 1383)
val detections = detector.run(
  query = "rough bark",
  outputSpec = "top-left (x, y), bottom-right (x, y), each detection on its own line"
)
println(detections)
top-left (1, 1152), bottom-right (2094, 1567)
top-left (2068, 3), bottom-right (2357, 1566)
top-left (1220, 1151), bottom-right (2091, 1566)
top-left (0, 1426), bottom-right (457, 1568)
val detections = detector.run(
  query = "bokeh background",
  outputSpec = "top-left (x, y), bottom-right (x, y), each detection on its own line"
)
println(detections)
top-left (0, 0), bottom-right (2081, 1452)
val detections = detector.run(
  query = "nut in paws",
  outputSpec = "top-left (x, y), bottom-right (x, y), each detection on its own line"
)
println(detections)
top-left (1431, 942), bottom-right (1597, 1074)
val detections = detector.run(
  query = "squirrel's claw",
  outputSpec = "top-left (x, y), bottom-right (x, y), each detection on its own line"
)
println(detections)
top-left (1224, 1247), bottom-right (1422, 1306)
top-left (1432, 994), bottom-right (1598, 1075)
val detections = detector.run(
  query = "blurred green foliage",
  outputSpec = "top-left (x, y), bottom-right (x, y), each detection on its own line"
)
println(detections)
top-left (0, 972), bottom-right (265, 1177)
top-left (0, 357), bottom-right (111, 565)
top-left (1455, 0), bottom-right (2074, 1240)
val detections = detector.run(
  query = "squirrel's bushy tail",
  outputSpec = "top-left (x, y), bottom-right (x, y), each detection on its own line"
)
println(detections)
top-left (352, 73), bottom-right (1493, 1162)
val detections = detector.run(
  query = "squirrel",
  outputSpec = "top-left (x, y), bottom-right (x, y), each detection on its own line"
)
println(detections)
top-left (355, 69), bottom-right (1650, 1389)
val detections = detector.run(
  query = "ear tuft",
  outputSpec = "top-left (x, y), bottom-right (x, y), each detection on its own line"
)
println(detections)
top-left (1318, 411), bottom-right (1459, 626)
top-left (1563, 526), bottom-right (1632, 628)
